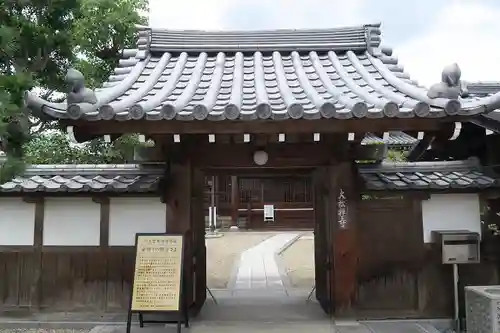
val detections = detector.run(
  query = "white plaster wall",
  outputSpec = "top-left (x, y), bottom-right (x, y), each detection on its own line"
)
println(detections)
top-left (422, 193), bottom-right (481, 243)
top-left (43, 198), bottom-right (101, 246)
top-left (0, 198), bottom-right (35, 245)
top-left (109, 197), bottom-right (166, 246)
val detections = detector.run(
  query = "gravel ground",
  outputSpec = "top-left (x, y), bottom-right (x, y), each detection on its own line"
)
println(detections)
top-left (279, 236), bottom-right (315, 289)
top-left (206, 232), bottom-right (276, 289)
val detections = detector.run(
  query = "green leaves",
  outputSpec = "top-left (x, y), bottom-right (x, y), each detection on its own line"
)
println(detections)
top-left (24, 132), bottom-right (141, 165)
top-left (72, 0), bottom-right (147, 88)
top-left (0, 0), bottom-right (147, 180)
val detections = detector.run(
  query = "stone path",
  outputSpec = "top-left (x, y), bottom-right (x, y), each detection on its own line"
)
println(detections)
top-left (233, 233), bottom-right (298, 291)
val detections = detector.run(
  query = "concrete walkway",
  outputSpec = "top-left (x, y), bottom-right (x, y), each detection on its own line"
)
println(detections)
top-left (233, 233), bottom-right (299, 291)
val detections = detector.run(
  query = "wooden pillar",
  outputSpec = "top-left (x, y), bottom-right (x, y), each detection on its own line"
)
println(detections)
top-left (165, 159), bottom-right (207, 315)
top-left (165, 161), bottom-right (194, 309)
top-left (313, 167), bottom-right (333, 314)
top-left (191, 168), bottom-right (207, 314)
top-left (230, 175), bottom-right (239, 228)
top-left (330, 161), bottom-right (358, 315)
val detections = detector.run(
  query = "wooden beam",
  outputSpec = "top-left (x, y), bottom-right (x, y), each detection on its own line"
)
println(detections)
top-left (186, 143), bottom-right (335, 168)
top-left (407, 135), bottom-right (435, 161)
top-left (67, 118), bottom-right (458, 138)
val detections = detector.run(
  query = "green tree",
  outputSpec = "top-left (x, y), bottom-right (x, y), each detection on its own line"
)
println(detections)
top-left (72, 0), bottom-right (148, 89)
top-left (386, 149), bottom-right (408, 162)
top-left (1, 0), bottom-right (147, 172)
top-left (24, 132), bottom-right (141, 164)
top-left (0, 0), bottom-right (79, 181)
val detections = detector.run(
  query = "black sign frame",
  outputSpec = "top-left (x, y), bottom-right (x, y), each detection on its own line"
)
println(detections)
top-left (126, 232), bottom-right (189, 333)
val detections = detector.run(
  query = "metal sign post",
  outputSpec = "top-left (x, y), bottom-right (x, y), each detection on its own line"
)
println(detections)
top-left (453, 263), bottom-right (460, 333)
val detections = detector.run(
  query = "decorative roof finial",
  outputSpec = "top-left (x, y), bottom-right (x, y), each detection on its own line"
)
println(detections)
top-left (65, 68), bottom-right (97, 106)
top-left (427, 63), bottom-right (469, 99)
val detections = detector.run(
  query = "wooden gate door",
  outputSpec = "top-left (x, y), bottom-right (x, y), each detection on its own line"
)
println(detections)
top-left (313, 168), bottom-right (334, 314)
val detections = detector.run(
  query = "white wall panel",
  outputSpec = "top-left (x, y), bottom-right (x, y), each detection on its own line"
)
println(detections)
top-left (422, 193), bottom-right (481, 243)
top-left (43, 198), bottom-right (101, 246)
top-left (0, 198), bottom-right (35, 245)
top-left (109, 197), bottom-right (166, 246)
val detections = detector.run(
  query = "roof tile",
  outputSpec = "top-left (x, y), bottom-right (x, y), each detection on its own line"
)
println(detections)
top-left (0, 165), bottom-right (163, 194)
top-left (359, 158), bottom-right (500, 191)
top-left (25, 24), bottom-right (500, 122)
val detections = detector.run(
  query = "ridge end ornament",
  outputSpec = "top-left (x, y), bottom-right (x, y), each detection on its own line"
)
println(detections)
top-left (65, 68), bottom-right (97, 106)
top-left (427, 63), bottom-right (469, 100)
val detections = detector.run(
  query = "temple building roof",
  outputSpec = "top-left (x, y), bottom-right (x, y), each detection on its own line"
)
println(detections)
top-left (466, 81), bottom-right (500, 97)
top-left (25, 23), bottom-right (500, 122)
top-left (0, 159), bottom-right (496, 194)
top-left (361, 131), bottom-right (417, 147)
top-left (463, 81), bottom-right (500, 131)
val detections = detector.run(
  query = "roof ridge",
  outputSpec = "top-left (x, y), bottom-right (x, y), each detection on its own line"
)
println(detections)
top-left (22, 164), bottom-right (165, 177)
top-left (138, 23), bottom-right (381, 35)
top-left (358, 157), bottom-right (482, 174)
top-left (135, 23), bottom-right (382, 53)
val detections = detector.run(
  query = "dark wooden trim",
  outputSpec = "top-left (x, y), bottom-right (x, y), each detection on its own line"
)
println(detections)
top-left (407, 135), bottom-right (435, 161)
top-left (66, 118), bottom-right (464, 137)
top-left (189, 143), bottom-right (335, 168)
top-left (0, 246), bottom-right (136, 253)
top-left (22, 196), bottom-right (40, 204)
top-left (206, 168), bottom-right (314, 176)
top-left (362, 188), bottom-right (494, 196)
top-left (40, 246), bottom-right (102, 252)
top-left (0, 246), bottom-right (36, 252)
top-left (99, 198), bottom-right (110, 248)
top-left (30, 198), bottom-right (44, 308)
top-left (230, 176), bottom-right (238, 227)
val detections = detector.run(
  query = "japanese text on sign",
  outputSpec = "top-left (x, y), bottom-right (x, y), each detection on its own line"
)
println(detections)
top-left (337, 188), bottom-right (348, 229)
top-left (131, 235), bottom-right (183, 312)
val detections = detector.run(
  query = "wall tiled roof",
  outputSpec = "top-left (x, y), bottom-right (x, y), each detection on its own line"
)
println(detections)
top-left (359, 158), bottom-right (498, 191)
top-left (0, 164), bottom-right (163, 193)
top-left (1, 159), bottom-right (496, 194)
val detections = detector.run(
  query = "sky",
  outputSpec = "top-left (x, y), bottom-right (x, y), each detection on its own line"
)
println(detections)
top-left (148, 0), bottom-right (500, 87)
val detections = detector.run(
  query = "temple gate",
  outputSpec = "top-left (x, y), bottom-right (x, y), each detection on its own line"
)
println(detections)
top-left (13, 22), bottom-right (500, 318)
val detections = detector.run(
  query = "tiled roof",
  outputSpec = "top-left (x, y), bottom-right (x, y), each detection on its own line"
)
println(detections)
top-left (0, 164), bottom-right (163, 193)
top-left (25, 24), bottom-right (500, 122)
top-left (359, 158), bottom-right (498, 191)
top-left (146, 24), bottom-right (383, 53)
top-left (362, 131), bottom-right (417, 147)
top-left (466, 82), bottom-right (500, 97)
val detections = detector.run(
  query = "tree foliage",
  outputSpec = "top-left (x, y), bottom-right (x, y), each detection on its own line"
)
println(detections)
top-left (72, 0), bottom-right (148, 88)
top-left (24, 132), bottom-right (141, 164)
top-left (0, 0), bottom-right (80, 181)
top-left (386, 149), bottom-right (408, 162)
top-left (0, 0), bottom-right (147, 174)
